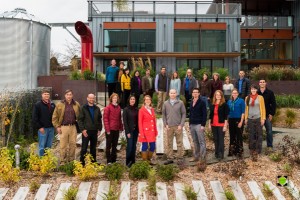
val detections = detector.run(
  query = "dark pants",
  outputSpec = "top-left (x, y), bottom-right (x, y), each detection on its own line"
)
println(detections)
top-left (126, 129), bottom-right (138, 166)
top-left (228, 118), bottom-right (244, 155)
top-left (212, 126), bottom-right (225, 159)
top-left (106, 130), bottom-right (119, 163)
top-left (80, 130), bottom-right (98, 165)
top-left (107, 83), bottom-right (116, 97)
top-left (123, 89), bottom-right (131, 107)
top-left (264, 118), bottom-right (273, 147)
top-left (134, 94), bottom-right (140, 107)
top-left (185, 91), bottom-right (191, 116)
top-left (248, 118), bottom-right (263, 154)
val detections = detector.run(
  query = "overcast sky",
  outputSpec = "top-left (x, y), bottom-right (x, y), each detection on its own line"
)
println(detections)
top-left (1, 0), bottom-right (88, 62)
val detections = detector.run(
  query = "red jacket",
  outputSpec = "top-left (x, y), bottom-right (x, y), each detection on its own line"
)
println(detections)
top-left (103, 104), bottom-right (123, 132)
top-left (138, 106), bottom-right (158, 142)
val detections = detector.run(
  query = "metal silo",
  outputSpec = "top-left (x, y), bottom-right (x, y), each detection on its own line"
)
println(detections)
top-left (0, 8), bottom-right (51, 90)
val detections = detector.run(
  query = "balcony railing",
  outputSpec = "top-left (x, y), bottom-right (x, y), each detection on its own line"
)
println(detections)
top-left (240, 16), bottom-right (293, 29)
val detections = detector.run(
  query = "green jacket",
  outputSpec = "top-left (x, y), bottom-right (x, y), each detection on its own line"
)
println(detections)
top-left (78, 104), bottom-right (102, 131)
top-left (52, 100), bottom-right (80, 128)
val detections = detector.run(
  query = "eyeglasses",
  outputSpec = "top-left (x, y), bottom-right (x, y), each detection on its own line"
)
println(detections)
top-left (259, 81), bottom-right (266, 83)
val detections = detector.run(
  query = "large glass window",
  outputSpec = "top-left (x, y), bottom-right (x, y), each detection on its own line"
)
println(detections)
top-left (104, 29), bottom-right (155, 52)
top-left (174, 30), bottom-right (226, 52)
top-left (241, 39), bottom-right (292, 60)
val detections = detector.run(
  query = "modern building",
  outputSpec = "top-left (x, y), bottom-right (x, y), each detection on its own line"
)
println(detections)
top-left (88, 0), bottom-right (299, 77)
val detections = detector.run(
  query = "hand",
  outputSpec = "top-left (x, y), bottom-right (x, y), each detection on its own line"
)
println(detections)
top-left (222, 126), bottom-right (227, 132)
top-left (57, 127), bottom-right (61, 134)
top-left (237, 122), bottom-right (243, 128)
top-left (165, 125), bottom-right (169, 130)
top-left (82, 130), bottom-right (88, 137)
top-left (178, 125), bottom-right (182, 130)
top-left (261, 119), bottom-right (265, 126)
top-left (200, 126), bottom-right (205, 130)
top-left (207, 124), bottom-right (211, 131)
top-left (39, 128), bottom-right (45, 134)
top-left (245, 120), bottom-right (248, 125)
top-left (97, 131), bottom-right (101, 136)
top-left (127, 133), bottom-right (131, 138)
top-left (269, 115), bottom-right (273, 121)
top-left (107, 132), bottom-right (110, 135)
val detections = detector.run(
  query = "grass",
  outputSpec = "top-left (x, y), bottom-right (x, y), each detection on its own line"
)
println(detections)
top-left (276, 95), bottom-right (300, 108)
top-left (269, 152), bottom-right (282, 162)
top-left (63, 186), bottom-right (78, 200)
top-left (101, 181), bottom-right (120, 200)
top-left (262, 183), bottom-right (274, 198)
top-left (224, 188), bottom-right (236, 200)
top-left (283, 163), bottom-right (293, 175)
top-left (183, 185), bottom-right (198, 200)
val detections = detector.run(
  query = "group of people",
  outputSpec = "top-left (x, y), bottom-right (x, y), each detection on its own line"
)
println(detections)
top-left (32, 65), bottom-right (276, 168)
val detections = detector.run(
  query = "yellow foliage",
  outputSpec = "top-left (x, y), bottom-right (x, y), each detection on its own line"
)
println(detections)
top-left (73, 154), bottom-right (104, 181)
top-left (0, 148), bottom-right (20, 185)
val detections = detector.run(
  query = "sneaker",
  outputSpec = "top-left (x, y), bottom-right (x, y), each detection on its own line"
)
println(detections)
top-left (189, 157), bottom-right (199, 162)
top-left (164, 160), bottom-right (174, 165)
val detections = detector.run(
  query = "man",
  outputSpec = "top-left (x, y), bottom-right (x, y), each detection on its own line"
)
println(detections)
top-left (258, 79), bottom-right (276, 151)
top-left (234, 70), bottom-right (250, 99)
top-left (78, 93), bottom-right (102, 165)
top-left (189, 88), bottom-right (207, 165)
top-left (155, 66), bottom-right (169, 114)
top-left (106, 59), bottom-right (119, 97)
top-left (52, 89), bottom-right (80, 165)
top-left (142, 68), bottom-right (154, 98)
top-left (181, 69), bottom-right (198, 116)
top-left (162, 89), bottom-right (186, 165)
top-left (32, 89), bottom-right (56, 156)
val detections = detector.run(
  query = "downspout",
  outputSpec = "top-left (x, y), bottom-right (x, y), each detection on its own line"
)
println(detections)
top-left (75, 21), bottom-right (93, 72)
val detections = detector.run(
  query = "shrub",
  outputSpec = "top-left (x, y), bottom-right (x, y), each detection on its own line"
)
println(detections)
top-left (183, 185), bottom-right (198, 200)
top-left (262, 183), bottom-right (274, 198)
top-left (295, 69), bottom-right (300, 80)
top-left (59, 161), bottom-right (75, 176)
top-left (29, 179), bottom-right (40, 193)
top-left (276, 95), bottom-right (300, 108)
top-left (63, 186), bottom-right (78, 200)
top-left (69, 70), bottom-right (81, 80)
top-left (228, 158), bottom-right (248, 178)
top-left (177, 64), bottom-right (189, 80)
top-left (8, 147), bottom-right (30, 170)
top-left (285, 109), bottom-right (297, 128)
top-left (129, 161), bottom-right (151, 180)
top-left (282, 163), bottom-right (293, 175)
top-left (196, 68), bottom-right (211, 80)
top-left (156, 164), bottom-right (179, 181)
top-left (269, 152), bottom-right (282, 162)
top-left (0, 147), bottom-right (20, 185)
top-left (82, 69), bottom-right (95, 80)
top-left (279, 135), bottom-right (300, 164)
top-left (281, 68), bottom-right (295, 80)
top-left (271, 109), bottom-right (281, 125)
top-left (224, 188), bottom-right (236, 200)
top-left (73, 154), bottom-right (104, 180)
top-left (105, 162), bottom-right (126, 181)
top-left (96, 72), bottom-right (106, 81)
top-left (214, 68), bottom-right (229, 81)
top-left (101, 181), bottom-right (120, 200)
top-left (147, 169), bottom-right (157, 196)
top-left (267, 70), bottom-right (282, 81)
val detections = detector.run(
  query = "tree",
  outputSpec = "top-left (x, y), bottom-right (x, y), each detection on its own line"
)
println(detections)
top-left (114, 0), bottom-right (129, 11)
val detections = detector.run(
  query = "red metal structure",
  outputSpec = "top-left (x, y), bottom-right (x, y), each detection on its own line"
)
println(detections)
top-left (75, 21), bottom-right (93, 72)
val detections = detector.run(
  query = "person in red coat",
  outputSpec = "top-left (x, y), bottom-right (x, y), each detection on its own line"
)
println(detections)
top-left (138, 95), bottom-right (158, 163)
top-left (103, 93), bottom-right (123, 164)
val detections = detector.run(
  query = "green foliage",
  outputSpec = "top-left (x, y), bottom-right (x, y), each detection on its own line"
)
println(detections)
top-left (269, 152), bottom-right (282, 162)
top-left (224, 188), bottom-right (236, 200)
top-left (96, 72), bottom-right (106, 81)
top-left (282, 163), bottom-right (293, 175)
top-left (196, 68), bottom-right (211, 80)
top-left (177, 64), bottom-right (189, 80)
top-left (119, 136), bottom-right (127, 148)
top-left (183, 185), bottom-right (198, 200)
top-left (105, 162), bottom-right (126, 181)
top-left (8, 147), bottom-right (30, 170)
top-left (129, 161), bottom-right (151, 180)
top-left (82, 69), bottom-right (95, 80)
top-left (59, 161), bottom-right (75, 176)
top-left (101, 181), bottom-right (120, 200)
top-left (205, 129), bottom-right (214, 141)
top-left (214, 68), bottom-right (229, 81)
top-left (70, 70), bottom-right (82, 80)
top-left (63, 186), bottom-right (78, 200)
top-left (29, 179), bottom-right (40, 193)
top-left (0, 147), bottom-right (20, 185)
top-left (147, 169), bottom-right (157, 196)
top-left (275, 95), bottom-right (300, 108)
top-left (262, 183), bottom-right (274, 198)
top-left (73, 154), bottom-right (104, 180)
top-left (285, 109), bottom-right (297, 128)
top-left (271, 109), bottom-right (281, 124)
top-left (156, 164), bottom-right (179, 181)
top-left (267, 70), bottom-right (282, 81)
top-left (249, 66), bottom-right (300, 81)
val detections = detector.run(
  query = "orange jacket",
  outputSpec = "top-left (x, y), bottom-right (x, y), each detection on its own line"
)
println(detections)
top-left (138, 106), bottom-right (157, 142)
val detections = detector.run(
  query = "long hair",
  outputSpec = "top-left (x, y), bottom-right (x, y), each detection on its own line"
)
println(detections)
top-left (109, 93), bottom-right (119, 103)
top-left (123, 68), bottom-right (130, 79)
top-left (171, 71), bottom-right (179, 80)
top-left (212, 90), bottom-right (226, 106)
top-left (127, 95), bottom-right (136, 106)
top-left (143, 95), bottom-right (153, 107)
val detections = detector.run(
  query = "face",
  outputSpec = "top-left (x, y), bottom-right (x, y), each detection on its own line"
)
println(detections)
top-left (239, 71), bottom-right (245, 78)
top-left (192, 90), bottom-right (200, 98)
top-left (251, 87), bottom-right (257, 95)
top-left (135, 71), bottom-right (139, 77)
top-left (225, 77), bottom-right (230, 83)
top-left (215, 92), bottom-right (222, 100)
top-left (146, 70), bottom-right (150, 75)
top-left (125, 69), bottom-right (129, 74)
top-left (231, 90), bottom-right (239, 99)
top-left (87, 94), bottom-right (95, 104)
top-left (169, 89), bottom-right (177, 99)
top-left (65, 92), bottom-right (73, 102)
top-left (112, 96), bottom-right (118, 104)
top-left (173, 72), bottom-right (178, 78)
top-left (187, 70), bottom-right (192, 77)
top-left (259, 80), bottom-right (266, 88)
top-left (203, 74), bottom-right (208, 80)
top-left (213, 74), bottom-right (219, 80)
top-left (120, 64), bottom-right (124, 69)
top-left (144, 97), bottom-right (152, 106)
top-left (129, 97), bottom-right (136, 106)
top-left (161, 68), bottom-right (166, 74)
top-left (42, 92), bottom-right (50, 101)
top-left (111, 59), bottom-right (116, 66)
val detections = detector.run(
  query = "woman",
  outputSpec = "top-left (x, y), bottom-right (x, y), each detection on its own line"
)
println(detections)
top-left (209, 90), bottom-right (229, 160)
top-left (170, 71), bottom-right (181, 99)
top-left (103, 93), bottom-right (123, 164)
top-left (121, 68), bottom-right (131, 108)
top-left (223, 76), bottom-right (234, 102)
top-left (116, 61), bottom-right (125, 106)
top-left (245, 84), bottom-right (266, 160)
top-left (123, 95), bottom-right (139, 167)
top-left (131, 70), bottom-right (142, 107)
top-left (138, 95), bottom-right (158, 164)
top-left (199, 72), bottom-right (212, 108)
top-left (227, 88), bottom-right (245, 157)
top-left (211, 73), bottom-right (223, 99)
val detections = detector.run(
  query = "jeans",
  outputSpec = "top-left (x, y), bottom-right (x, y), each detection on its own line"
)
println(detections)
top-left (106, 130), bottom-right (119, 163)
top-left (200, 96), bottom-right (209, 109)
top-left (126, 129), bottom-right (138, 165)
top-left (38, 127), bottom-right (55, 156)
top-left (190, 124), bottom-right (206, 160)
top-left (264, 118), bottom-right (273, 147)
top-left (212, 126), bottom-right (225, 159)
top-left (80, 130), bottom-right (98, 165)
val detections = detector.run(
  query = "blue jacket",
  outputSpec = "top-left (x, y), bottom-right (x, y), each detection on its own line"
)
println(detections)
top-left (106, 66), bottom-right (119, 83)
top-left (189, 98), bottom-right (207, 126)
top-left (227, 98), bottom-right (245, 118)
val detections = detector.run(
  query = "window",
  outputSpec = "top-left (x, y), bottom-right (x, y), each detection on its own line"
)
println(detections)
top-left (174, 31), bottom-right (199, 52)
top-left (201, 30), bottom-right (226, 52)
top-left (104, 30), bottom-right (128, 52)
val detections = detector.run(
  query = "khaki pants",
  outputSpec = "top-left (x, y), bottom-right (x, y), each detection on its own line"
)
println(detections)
top-left (60, 125), bottom-right (77, 164)
top-left (156, 91), bottom-right (167, 113)
top-left (166, 126), bottom-right (184, 159)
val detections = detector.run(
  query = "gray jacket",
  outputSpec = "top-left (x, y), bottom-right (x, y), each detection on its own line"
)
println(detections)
top-left (162, 99), bottom-right (186, 127)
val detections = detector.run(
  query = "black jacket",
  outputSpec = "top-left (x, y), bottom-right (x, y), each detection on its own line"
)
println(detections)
top-left (189, 98), bottom-right (207, 126)
top-left (78, 104), bottom-right (102, 131)
top-left (209, 103), bottom-right (229, 124)
top-left (234, 78), bottom-right (250, 99)
top-left (131, 76), bottom-right (142, 96)
top-left (123, 105), bottom-right (139, 134)
top-left (32, 100), bottom-right (55, 129)
top-left (258, 88), bottom-right (276, 117)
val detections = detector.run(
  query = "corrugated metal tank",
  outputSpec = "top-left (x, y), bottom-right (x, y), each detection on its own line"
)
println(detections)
top-left (0, 8), bottom-right (51, 90)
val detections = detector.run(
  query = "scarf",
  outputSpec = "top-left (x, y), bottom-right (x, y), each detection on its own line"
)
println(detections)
top-left (250, 93), bottom-right (258, 106)
top-left (230, 98), bottom-right (239, 111)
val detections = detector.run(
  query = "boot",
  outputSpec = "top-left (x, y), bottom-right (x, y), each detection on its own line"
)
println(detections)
top-left (141, 152), bottom-right (148, 161)
top-left (148, 151), bottom-right (156, 165)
